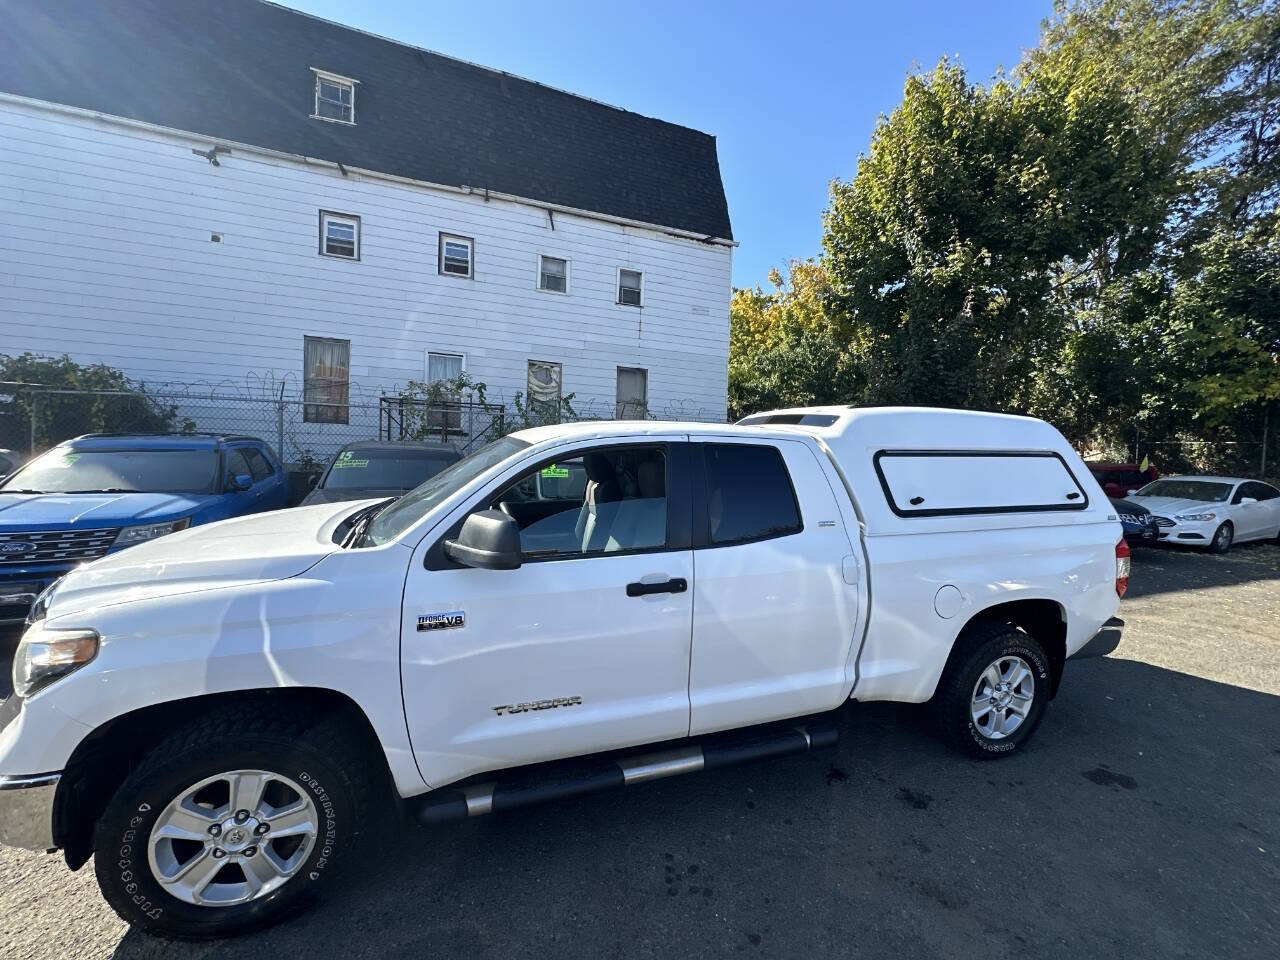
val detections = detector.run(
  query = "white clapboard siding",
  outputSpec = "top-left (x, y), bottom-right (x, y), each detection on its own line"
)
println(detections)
top-left (0, 98), bottom-right (732, 423)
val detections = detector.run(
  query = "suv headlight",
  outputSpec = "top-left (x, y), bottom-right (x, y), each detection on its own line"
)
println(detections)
top-left (1177, 512), bottom-right (1216, 522)
top-left (12, 625), bottom-right (99, 698)
top-left (115, 517), bottom-right (191, 546)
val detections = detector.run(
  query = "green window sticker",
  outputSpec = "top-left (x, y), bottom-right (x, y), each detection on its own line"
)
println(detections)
top-left (332, 451), bottom-right (370, 469)
top-left (540, 465), bottom-right (569, 479)
top-left (50, 453), bottom-right (81, 468)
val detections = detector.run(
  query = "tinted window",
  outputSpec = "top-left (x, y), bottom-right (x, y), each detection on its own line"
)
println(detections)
top-left (4, 448), bottom-right (220, 494)
top-left (1237, 482), bottom-right (1276, 502)
top-left (492, 447), bottom-right (667, 557)
top-left (323, 449), bottom-right (460, 491)
top-left (1255, 483), bottom-right (1280, 501)
top-left (704, 444), bottom-right (801, 544)
top-left (244, 448), bottom-right (275, 482)
top-left (225, 449), bottom-right (252, 482)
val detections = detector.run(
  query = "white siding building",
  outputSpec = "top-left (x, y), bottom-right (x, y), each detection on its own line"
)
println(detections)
top-left (0, 0), bottom-right (734, 453)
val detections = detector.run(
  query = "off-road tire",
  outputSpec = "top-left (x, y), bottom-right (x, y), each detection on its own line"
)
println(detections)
top-left (933, 621), bottom-right (1052, 759)
top-left (93, 700), bottom-right (371, 939)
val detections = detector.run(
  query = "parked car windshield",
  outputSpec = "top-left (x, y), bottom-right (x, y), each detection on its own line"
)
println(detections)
top-left (364, 435), bottom-right (530, 545)
top-left (323, 449), bottom-right (459, 491)
top-left (1135, 479), bottom-right (1233, 502)
top-left (2, 448), bottom-right (220, 494)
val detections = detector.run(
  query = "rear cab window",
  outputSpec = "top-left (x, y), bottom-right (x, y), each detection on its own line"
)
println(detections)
top-left (701, 443), bottom-right (802, 545)
top-left (874, 450), bottom-right (1088, 517)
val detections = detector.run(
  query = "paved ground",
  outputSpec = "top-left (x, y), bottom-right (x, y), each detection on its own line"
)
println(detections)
top-left (1, 540), bottom-right (1278, 959)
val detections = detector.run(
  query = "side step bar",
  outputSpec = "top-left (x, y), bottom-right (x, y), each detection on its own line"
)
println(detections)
top-left (414, 721), bottom-right (838, 826)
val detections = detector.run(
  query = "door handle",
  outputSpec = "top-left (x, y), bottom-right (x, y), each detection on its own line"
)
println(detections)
top-left (626, 578), bottom-right (687, 598)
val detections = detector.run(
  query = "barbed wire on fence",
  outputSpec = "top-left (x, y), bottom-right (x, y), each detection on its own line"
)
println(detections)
top-left (0, 382), bottom-right (717, 470)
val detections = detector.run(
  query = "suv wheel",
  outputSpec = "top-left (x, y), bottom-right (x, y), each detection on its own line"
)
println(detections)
top-left (93, 702), bottom-right (370, 939)
top-left (934, 621), bottom-right (1051, 758)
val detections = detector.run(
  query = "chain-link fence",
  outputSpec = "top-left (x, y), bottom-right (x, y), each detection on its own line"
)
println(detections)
top-left (0, 383), bottom-right (725, 473)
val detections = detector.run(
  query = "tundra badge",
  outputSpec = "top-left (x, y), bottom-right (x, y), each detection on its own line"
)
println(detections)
top-left (418, 611), bottom-right (465, 631)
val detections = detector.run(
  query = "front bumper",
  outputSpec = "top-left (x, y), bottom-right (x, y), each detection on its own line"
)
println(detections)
top-left (1070, 617), bottom-right (1124, 660)
top-left (0, 770), bottom-right (60, 851)
top-left (1152, 516), bottom-right (1217, 544)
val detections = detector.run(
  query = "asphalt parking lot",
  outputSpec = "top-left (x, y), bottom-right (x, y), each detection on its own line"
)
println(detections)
top-left (1, 540), bottom-right (1277, 959)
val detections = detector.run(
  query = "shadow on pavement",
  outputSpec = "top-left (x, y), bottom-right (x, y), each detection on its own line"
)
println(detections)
top-left (106, 655), bottom-right (1279, 960)
top-left (1126, 540), bottom-right (1280, 598)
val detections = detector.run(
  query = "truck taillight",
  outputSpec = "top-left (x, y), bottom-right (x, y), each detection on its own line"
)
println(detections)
top-left (1115, 537), bottom-right (1130, 598)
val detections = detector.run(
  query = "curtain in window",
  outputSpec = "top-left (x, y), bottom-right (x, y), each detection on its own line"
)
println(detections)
top-left (304, 337), bottom-right (350, 424)
top-left (527, 360), bottom-right (562, 423)
top-left (427, 353), bottom-right (464, 433)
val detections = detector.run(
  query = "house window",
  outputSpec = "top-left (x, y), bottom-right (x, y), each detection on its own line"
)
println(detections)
top-left (312, 69), bottom-right (356, 124)
top-left (616, 367), bottom-right (648, 419)
top-left (303, 336), bottom-right (351, 424)
top-left (439, 234), bottom-right (473, 277)
top-left (319, 211), bottom-right (360, 259)
top-left (427, 351), bottom-right (466, 434)
top-left (539, 255), bottom-right (569, 293)
top-left (527, 360), bottom-right (563, 421)
top-left (618, 268), bottom-right (643, 306)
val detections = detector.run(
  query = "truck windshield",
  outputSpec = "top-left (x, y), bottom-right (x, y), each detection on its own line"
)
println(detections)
top-left (3, 448), bottom-right (220, 494)
top-left (363, 435), bottom-right (530, 545)
top-left (1135, 479), bottom-right (1232, 502)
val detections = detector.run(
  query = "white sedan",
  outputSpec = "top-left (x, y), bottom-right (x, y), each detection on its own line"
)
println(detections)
top-left (1126, 476), bottom-right (1280, 553)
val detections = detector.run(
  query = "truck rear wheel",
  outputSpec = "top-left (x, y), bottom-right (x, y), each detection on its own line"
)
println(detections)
top-left (92, 701), bottom-right (370, 939)
top-left (934, 622), bottom-right (1051, 758)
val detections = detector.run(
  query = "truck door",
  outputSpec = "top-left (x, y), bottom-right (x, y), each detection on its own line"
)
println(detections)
top-left (687, 438), bottom-right (860, 736)
top-left (400, 438), bottom-right (695, 787)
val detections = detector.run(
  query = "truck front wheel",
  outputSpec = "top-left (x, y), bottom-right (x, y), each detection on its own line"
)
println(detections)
top-left (934, 622), bottom-right (1051, 758)
top-left (92, 702), bottom-right (370, 939)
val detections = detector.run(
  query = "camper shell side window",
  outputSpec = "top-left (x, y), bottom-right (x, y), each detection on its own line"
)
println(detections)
top-left (873, 449), bottom-right (1089, 518)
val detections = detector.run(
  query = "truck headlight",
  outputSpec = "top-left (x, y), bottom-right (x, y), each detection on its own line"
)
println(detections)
top-left (1176, 513), bottom-right (1216, 522)
top-left (12, 625), bottom-right (99, 698)
top-left (114, 517), bottom-right (191, 546)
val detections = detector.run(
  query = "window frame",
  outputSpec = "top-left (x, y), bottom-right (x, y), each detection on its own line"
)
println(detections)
top-left (537, 254), bottom-right (571, 294)
top-left (319, 210), bottom-right (361, 260)
top-left (872, 449), bottom-right (1090, 518)
top-left (615, 366), bottom-right (648, 419)
top-left (617, 267), bottom-right (644, 307)
top-left (439, 233), bottom-right (474, 278)
top-left (311, 68), bottom-right (357, 125)
top-left (302, 335), bottom-right (352, 425)
top-left (692, 442), bottom-right (804, 549)
top-left (426, 351), bottom-right (468, 435)
top-left (425, 441), bottom-right (694, 570)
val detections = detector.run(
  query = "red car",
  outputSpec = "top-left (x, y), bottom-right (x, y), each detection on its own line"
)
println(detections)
top-left (1089, 461), bottom-right (1159, 498)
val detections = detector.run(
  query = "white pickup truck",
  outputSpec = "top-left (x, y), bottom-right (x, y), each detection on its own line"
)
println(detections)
top-left (0, 406), bottom-right (1126, 938)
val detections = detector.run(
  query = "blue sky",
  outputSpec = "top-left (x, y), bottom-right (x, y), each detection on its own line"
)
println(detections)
top-left (281, 0), bottom-right (1052, 289)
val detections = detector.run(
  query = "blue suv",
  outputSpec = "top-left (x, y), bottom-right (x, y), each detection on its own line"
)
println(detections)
top-left (0, 434), bottom-right (289, 624)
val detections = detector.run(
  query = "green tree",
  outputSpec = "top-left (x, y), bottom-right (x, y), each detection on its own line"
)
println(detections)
top-left (0, 353), bottom-right (187, 451)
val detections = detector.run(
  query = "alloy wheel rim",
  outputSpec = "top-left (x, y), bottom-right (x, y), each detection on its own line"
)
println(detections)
top-left (970, 655), bottom-right (1035, 740)
top-left (1216, 525), bottom-right (1232, 549)
top-left (146, 770), bottom-right (319, 907)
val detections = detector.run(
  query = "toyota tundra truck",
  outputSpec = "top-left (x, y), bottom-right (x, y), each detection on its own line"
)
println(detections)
top-left (0, 406), bottom-right (1127, 938)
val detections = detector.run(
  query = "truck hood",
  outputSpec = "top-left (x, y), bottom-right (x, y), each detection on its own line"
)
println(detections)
top-left (1125, 496), bottom-right (1226, 517)
top-left (43, 502), bottom-right (358, 620)
top-left (0, 491), bottom-right (215, 529)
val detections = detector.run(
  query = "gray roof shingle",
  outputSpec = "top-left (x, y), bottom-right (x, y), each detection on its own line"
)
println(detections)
top-left (0, 0), bottom-right (732, 240)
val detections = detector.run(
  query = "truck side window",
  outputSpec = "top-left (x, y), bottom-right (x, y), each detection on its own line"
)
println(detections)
top-left (703, 444), bottom-right (801, 545)
top-left (225, 449), bottom-right (252, 483)
top-left (244, 449), bottom-right (274, 481)
top-left (490, 446), bottom-right (668, 558)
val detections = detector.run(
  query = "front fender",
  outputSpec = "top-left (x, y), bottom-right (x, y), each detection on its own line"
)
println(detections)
top-left (0, 544), bottom-right (423, 797)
